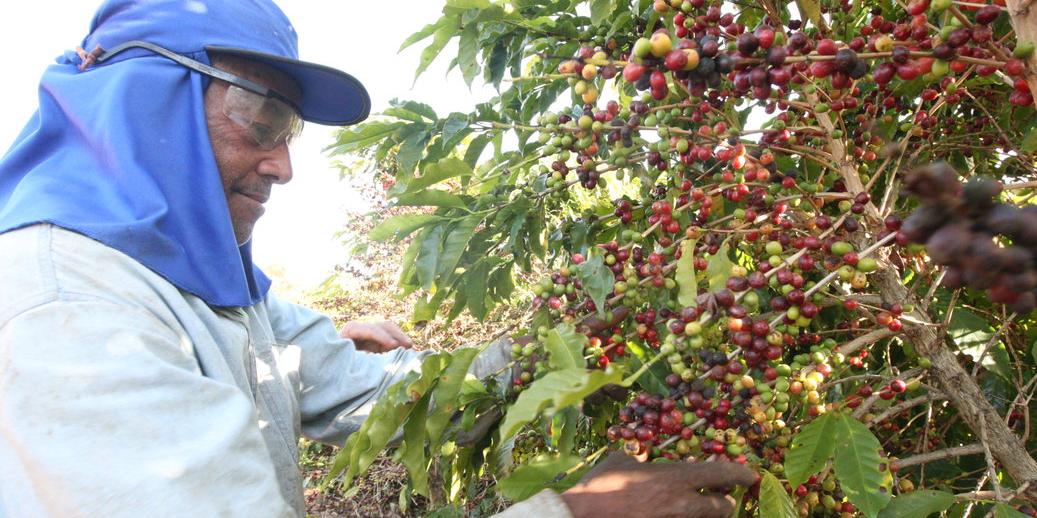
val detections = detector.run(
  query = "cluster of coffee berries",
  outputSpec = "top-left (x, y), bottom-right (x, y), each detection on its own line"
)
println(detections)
top-left (903, 163), bottom-right (1037, 313)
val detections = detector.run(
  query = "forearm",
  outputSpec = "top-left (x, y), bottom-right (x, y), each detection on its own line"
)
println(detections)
top-left (264, 294), bottom-right (430, 445)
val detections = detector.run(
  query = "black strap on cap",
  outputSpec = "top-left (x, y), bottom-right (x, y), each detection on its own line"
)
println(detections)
top-left (93, 40), bottom-right (300, 113)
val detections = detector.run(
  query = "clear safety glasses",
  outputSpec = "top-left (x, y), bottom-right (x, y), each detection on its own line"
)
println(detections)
top-left (221, 84), bottom-right (303, 150)
top-left (93, 40), bottom-right (303, 150)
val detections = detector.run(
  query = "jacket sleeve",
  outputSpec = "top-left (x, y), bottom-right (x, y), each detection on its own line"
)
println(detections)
top-left (491, 490), bottom-right (574, 518)
top-left (0, 299), bottom-right (294, 518)
top-left (263, 294), bottom-right (429, 446)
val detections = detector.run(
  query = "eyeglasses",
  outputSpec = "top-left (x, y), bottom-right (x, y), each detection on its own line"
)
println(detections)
top-left (94, 40), bottom-right (303, 150)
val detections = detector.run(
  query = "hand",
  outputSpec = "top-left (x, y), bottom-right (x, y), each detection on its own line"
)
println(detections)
top-left (339, 321), bottom-right (414, 353)
top-left (560, 452), bottom-right (757, 518)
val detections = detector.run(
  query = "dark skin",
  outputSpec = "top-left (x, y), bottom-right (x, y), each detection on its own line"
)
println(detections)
top-left (204, 56), bottom-right (411, 353)
top-left (204, 58), bottom-right (754, 517)
top-left (560, 452), bottom-right (757, 518)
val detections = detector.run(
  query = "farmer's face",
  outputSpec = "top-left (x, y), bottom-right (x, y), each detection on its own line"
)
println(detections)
top-left (204, 56), bottom-right (301, 245)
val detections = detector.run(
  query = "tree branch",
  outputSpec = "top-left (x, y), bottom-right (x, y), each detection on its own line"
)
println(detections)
top-left (892, 444), bottom-right (986, 470)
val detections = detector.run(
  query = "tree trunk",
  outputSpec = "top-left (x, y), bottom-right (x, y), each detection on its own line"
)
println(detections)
top-left (869, 262), bottom-right (1037, 501)
top-left (1007, 0), bottom-right (1037, 110)
top-left (810, 103), bottom-right (1037, 501)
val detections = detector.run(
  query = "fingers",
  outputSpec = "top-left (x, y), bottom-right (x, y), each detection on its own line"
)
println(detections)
top-left (380, 322), bottom-right (413, 349)
top-left (584, 390), bottom-right (606, 406)
top-left (685, 461), bottom-right (757, 491)
top-left (589, 451), bottom-right (640, 475)
top-left (356, 325), bottom-right (397, 352)
top-left (601, 383), bottom-right (629, 401)
top-left (580, 306), bottom-right (631, 335)
top-left (608, 306), bottom-right (631, 326)
top-left (688, 494), bottom-right (737, 518)
top-left (340, 321), bottom-right (413, 352)
top-left (513, 334), bottom-right (535, 345)
top-left (584, 384), bottom-right (628, 409)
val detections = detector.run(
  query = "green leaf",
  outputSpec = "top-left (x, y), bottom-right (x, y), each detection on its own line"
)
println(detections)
top-left (877, 490), bottom-right (956, 518)
top-left (796, 0), bottom-right (824, 29)
top-left (447, 0), bottom-right (492, 7)
top-left (675, 238), bottom-right (699, 307)
top-left (406, 157), bottom-right (475, 193)
top-left (485, 40), bottom-right (508, 89)
top-left (413, 284), bottom-right (451, 322)
top-left (458, 24), bottom-right (480, 87)
top-left (398, 226), bottom-right (428, 290)
top-left (397, 128), bottom-right (430, 179)
top-left (833, 413), bottom-right (891, 518)
top-left (948, 309), bottom-right (1013, 379)
top-left (328, 121), bottom-right (405, 155)
top-left (569, 220), bottom-right (589, 253)
top-left (544, 323), bottom-right (589, 371)
top-left (575, 253), bottom-right (615, 318)
top-left (369, 214), bottom-right (444, 242)
top-left (409, 353), bottom-right (452, 397)
top-left (497, 454), bottom-right (584, 501)
top-left (436, 214), bottom-right (485, 278)
top-left (589, 0), bottom-right (614, 25)
top-left (785, 412), bottom-right (838, 488)
top-left (395, 190), bottom-right (467, 209)
top-left (446, 287), bottom-right (468, 323)
top-left (415, 16), bottom-right (461, 83)
top-left (759, 471), bottom-right (798, 518)
top-left (552, 407), bottom-right (580, 454)
top-left (948, 309), bottom-right (993, 350)
top-left (706, 240), bottom-right (736, 293)
top-left (489, 260), bottom-right (516, 302)
top-left (994, 503), bottom-right (1031, 518)
top-left (325, 367), bottom-right (425, 490)
top-left (384, 107), bottom-right (432, 124)
top-left (606, 12), bottom-right (633, 39)
top-left (426, 348), bottom-right (481, 445)
top-left (1019, 124), bottom-right (1037, 153)
top-left (427, 504), bottom-right (464, 518)
top-left (390, 100), bottom-right (439, 122)
top-left (499, 367), bottom-right (624, 440)
top-left (400, 18), bottom-right (447, 52)
top-left (397, 390), bottom-right (432, 496)
top-left (441, 112), bottom-right (471, 150)
top-left (623, 340), bottom-right (669, 395)
top-left (417, 225), bottom-right (445, 290)
top-left (527, 204), bottom-right (547, 259)
top-left (464, 133), bottom-right (494, 168)
top-left (466, 259), bottom-right (491, 319)
top-left (642, 7), bottom-right (660, 37)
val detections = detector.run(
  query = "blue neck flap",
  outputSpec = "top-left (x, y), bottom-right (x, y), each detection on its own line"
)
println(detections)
top-left (0, 0), bottom-right (306, 307)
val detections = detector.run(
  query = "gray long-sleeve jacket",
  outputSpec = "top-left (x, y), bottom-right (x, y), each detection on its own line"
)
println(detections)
top-left (0, 224), bottom-right (571, 517)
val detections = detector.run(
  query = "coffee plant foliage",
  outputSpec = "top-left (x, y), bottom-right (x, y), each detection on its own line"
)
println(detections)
top-left (325, 0), bottom-right (1037, 516)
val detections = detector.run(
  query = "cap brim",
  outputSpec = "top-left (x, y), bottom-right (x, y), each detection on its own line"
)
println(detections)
top-left (205, 46), bottom-right (371, 126)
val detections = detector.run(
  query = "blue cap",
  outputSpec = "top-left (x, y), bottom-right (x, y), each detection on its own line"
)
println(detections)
top-left (204, 46), bottom-right (371, 125)
top-left (83, 0), bottom-right (371, 126)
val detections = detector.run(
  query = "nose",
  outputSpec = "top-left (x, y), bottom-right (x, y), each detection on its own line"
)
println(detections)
top-left (257, 143), bottom-right (293, 184)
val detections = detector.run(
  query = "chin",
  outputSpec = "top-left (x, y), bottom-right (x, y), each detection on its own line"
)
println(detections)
top-left (232, 223), bottom-right (256, 246)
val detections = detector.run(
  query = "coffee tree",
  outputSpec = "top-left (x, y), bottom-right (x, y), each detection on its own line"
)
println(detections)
top-left (324, 0), bottom-right (1037, 515)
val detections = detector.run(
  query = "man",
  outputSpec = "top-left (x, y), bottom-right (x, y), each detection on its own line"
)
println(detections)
top-left (0, 1), bottom-right (753, 517)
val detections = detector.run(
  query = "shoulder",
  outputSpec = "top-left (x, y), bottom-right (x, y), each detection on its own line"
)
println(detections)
top-left (0, 224), bottom-right (186, 324)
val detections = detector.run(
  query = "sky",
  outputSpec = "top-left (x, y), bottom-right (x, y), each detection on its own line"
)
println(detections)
top-left (1, 1), bottom-right (497, 296)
